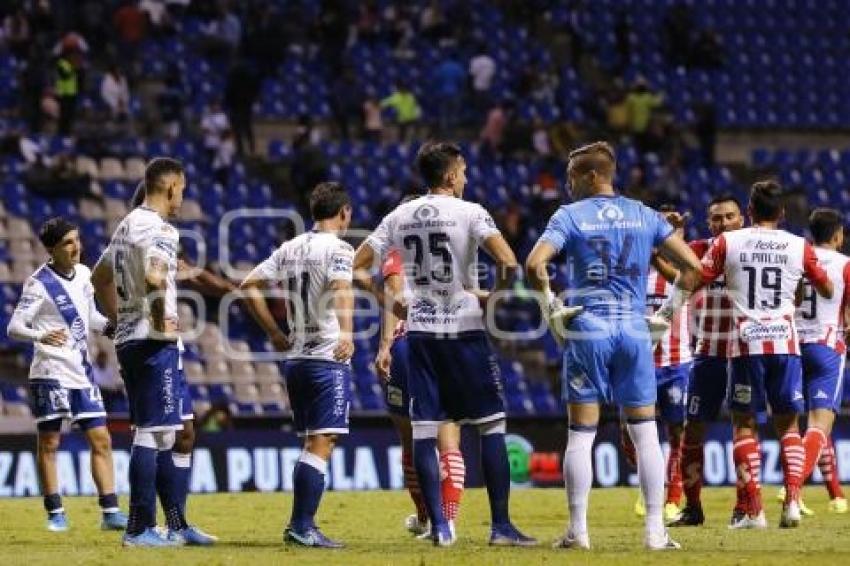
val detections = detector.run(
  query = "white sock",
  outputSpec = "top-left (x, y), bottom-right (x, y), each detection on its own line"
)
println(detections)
top-left (627, 419), bottom-right (665, 536)
top-left (564, 426), bottom-right (596, 536)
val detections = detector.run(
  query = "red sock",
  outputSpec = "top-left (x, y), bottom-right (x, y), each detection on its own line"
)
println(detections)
top-left (439, 449), bottom-right (465, 521)
top-left (818, 437), bottom-right (845, 499)
top-left (802, 427), bottom-right (827, 482)
top-left (666, 434), bottom-right (683, 505)
top-left (780, 432), bottom-right (804, 502)
top-left (733, 435), bottom-right (762, 515)
top-left (402, 447), bottom-right (427, 521)
top-left (621, 425), bottom-right (637, 469)
top-left (681, 441), bottom-right (704, 507)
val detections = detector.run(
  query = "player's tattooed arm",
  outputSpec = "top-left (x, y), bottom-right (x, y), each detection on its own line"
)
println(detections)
top-left (145, 255), bottom-right (172, 336)
top-left (330, 279), bottom-right (355, 362)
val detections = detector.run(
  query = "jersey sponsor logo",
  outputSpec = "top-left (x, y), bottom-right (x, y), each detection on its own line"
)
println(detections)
top-left (413, 203), bottom-right (440, 222)
top-left (739, 319), bottom-right (792, 342)
top-left (597, 203), bottom-right (625, 222)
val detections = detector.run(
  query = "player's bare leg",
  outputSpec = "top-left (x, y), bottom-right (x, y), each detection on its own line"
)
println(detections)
top-left (389, 414), bottom-right (429, 534)
top-left (285, 433), bottom-right (343, 548)
top-left (729, 413), bottom-right (767, 529)
top-left (84, 425), bottom-right (126, 530)
top-left (37, 429), bottom-right (67, 531)
top-left (437, 422), bottom-right (464, 535)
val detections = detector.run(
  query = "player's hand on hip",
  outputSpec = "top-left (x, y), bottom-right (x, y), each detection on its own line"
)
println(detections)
top-left (270, 330), bottom-right (291, 353)
top-left (392, 299), bottom-right (408, 320)
top-left (334, 337), bottom-right (355, 362)
top-left (646, 314), bottom-right (670, 346)
top-left (375, 346), bottom-right (392, 382)
top-left (40, 328), bottom-right (68, 346)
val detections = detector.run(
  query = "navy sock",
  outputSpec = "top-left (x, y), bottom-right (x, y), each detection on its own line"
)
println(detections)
top-left (44, 493), bottom-right (63, 515)
top-left (127, 444), bottom-right (158, 536)
top-left (480, 432), bottom-right (511, 526)
top-left (98, 493), bottom-right (119, 513)
top-left (413, 437), bottom-right (447, 528)
top-left (290, 453), bottom-right (327, 532)
top-left (156, 450), bottom-right (189, 531)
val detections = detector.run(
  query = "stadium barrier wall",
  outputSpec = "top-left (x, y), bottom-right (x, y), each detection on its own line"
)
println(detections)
top-left (1, 419), bottom-right (849, 496)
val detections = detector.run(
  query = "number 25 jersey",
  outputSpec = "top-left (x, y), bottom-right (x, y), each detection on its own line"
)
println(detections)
top-left (539, 195), bottom-right (673, 318)
top-left (701, 227), bottom-right (829, 357)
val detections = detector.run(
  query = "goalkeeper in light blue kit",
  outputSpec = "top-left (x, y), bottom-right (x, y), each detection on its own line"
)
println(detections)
top-left (525, 142), bottom-right (703, 551)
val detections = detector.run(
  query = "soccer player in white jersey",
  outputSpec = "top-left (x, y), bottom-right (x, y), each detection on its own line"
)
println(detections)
top-left (659, 180), bottom-right (832, 529)
top-left (92, 157), bottom-right (208, 547)
top-left (240, 182), bottom-right (355, 548)
top-left (791, 208), bottom-right (849, 513)
top-left (6, 218), bottom-right (127, 532)
top-left (353, 142), bottom-right (535, 547)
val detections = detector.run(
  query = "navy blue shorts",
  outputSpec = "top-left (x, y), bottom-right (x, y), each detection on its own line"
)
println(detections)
top-left (382, 337), bottom-right (410, 417)
top-left (407, 331), bottom-right (505, 425)
top-left (178, 368), bottom-right (193, 421)
top-left (729, 354), bottom-right (804, 415)
top-left (284, 359), bottom-right (351, 436)
top-left (117, 340), bottom-right (183, 432)
top-left (801, 343), bottom-right (845, 413)
top-left (686, 356), bottom-right (729, 421)
top-left (656, 362), bottom-right (691, 424)
top-left (30, 381), bottom-right (107, 431)
top-left (562, 314), bottom-right (656, 408)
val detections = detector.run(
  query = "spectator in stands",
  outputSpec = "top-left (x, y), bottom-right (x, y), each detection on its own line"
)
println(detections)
top-left (112, 0), bottom-right (147, 64)
top-left (690, 29), bottom-right (724, 69)
top-left (434, 52), bottom-right (466, 133)
top-left (614, 10), bottom-right (631, 73)
top-left (27, 0), bottom-right (56, 45)
top-left (140, 0), bottom-right (175, 37)
top-left (199, 402), bottom-right (233, 432)
top-left (290, 127), bottom-right (329, 203)
top-left (625, 77), bottom-right (663, 144)
top-left (19, 45), bottom-right (49, 133)
top-left (662, 2), bottom-right (694, 67)
top-left (213, 129), bottom-right (236, 185)
top-left (92, 350), bottom-right (126, 414)
top-left (200, 4), bottom-right (241, 61)
top-left (356, 1), bottom-right (381, 45)
top-left (362, 93), bottom-right (383, 142)
top-left (479, 99), bottom-right (514, 157)
top-left (420, 0), bottom-right (448, 42)
top-left (330, 69), bottom-right (364, 140)
top-left (224, 60), bottom-right (260, 155)
top-left (200, 101), bottom-right (230, 158)
top-left (3, 7), bottom-right (31, 59)
top-left (54, 48), bottom-right (79, 136)
top-left (469, 47), bottom-right (496, 121)
top-left (157, 61), bottom-right (185, 139)
top-left (531, 118), bottom-right (551, 157)
top-left (693, 101), bottom-right (717, 165)
top-left (623, 163), bottom-right (654, 205)
top-left (380, 82), bottom-right (421, 142)
top-left (100, 64), bottom-right (131, 122)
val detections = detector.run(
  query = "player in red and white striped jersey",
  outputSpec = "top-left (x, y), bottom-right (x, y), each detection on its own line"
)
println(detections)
top-left (696, 181), bottom-right (833, 529)
top-left (793, 208), bottom-right (849, 513)
top-left (669, 194), bottom-right (744, 528)
top-left (376, 246), bottom-right (465, 537)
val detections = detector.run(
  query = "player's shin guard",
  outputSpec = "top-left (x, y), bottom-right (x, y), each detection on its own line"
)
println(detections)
top-left (681, 441), bottom-right (704, 508)
top-left (156, 450), bottom-right (190, 530)
top-left (290, 452), bottom-right (328, 532)
top-left (819, 437), bottom-right (845, 499)
top-left (127, 437), bottom-right (158, 536)
top-left (564, 425), bottom-right (596, 536)
top-left (402, 447), bottom-right (428, 522)
top-left (439, 449), bottom-right (465, 522)
top-left (412, 423), bottom-right (447, 528)
top-left (802, 427), bottom-right (827, 482)
top-left (733, 435), bottom-right (762, 515)
top-left (666, 431), bottom-right (683, 505)
top-left (479, 420), bottom-right (511, 526)
top-left (780, 432), bottom-right (804, 501)
top-left (627, 418), bottom-right (666, 537)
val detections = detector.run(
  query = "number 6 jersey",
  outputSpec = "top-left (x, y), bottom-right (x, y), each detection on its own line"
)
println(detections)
top-left (794, 247), bottom-right (850, 353)
top-left (103, 206), bottom-right (179, 344)
top-left (701, 227), bottom-right (829, 356)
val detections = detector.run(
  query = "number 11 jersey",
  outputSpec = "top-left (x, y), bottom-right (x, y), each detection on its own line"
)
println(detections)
top-left (701, 227), bottom-right (829, 357)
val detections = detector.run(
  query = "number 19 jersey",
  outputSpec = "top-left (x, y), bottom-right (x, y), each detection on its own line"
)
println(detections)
top-left (365, 194), bottom-right (500, 335)
top-left (104, 206), bottom-right (179, 345)
top-left (249, 231), bottom-right (354, 361)
top-left (539, 195), bottom-right (673, 318)
top-left (701, 227), bottom-right (829, 357)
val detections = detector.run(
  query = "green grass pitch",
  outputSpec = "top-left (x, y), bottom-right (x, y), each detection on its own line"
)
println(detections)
top-left (1, 487), bottom-right (849, 565)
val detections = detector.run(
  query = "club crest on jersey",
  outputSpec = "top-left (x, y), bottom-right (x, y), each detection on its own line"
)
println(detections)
top-left (733, 384), bottom-right (751, 404)
top-left (597, 203), bottom-right (625, 222)
top-left (413, 203), bottom-right (440, 222)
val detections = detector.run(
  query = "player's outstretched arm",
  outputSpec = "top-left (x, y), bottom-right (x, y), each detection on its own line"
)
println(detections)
top-left (91, 253), bottom-right (118, 325)
top-left (480, 233), bottom-right (519, 292)
top-left (330, 279), bottom-right (354, 362)
top-left (177, 258), bottom-right (237, 297)
top-left (239, 274), bottom-right (289, 352)
top-left (655, 233), bottom-right (706, 323)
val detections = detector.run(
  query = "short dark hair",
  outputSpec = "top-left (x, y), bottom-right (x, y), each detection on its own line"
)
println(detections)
top-left (415, 141), bottom-right (463, 188)
top-left (568, 141), bottom-right (617, 179)
top-left (809, 207), bottom-right (844, 244)
top-left (309, 181), bottom-right (350, 221)
top-left (38, 216), bottom-right (77, 248)
top-left (658, 203), bottom-right (678, 213)
top-left (707, 193), bottom-right (741, 212)
top-left (749, 180), bottom-right (784, 222)
top-left (144, 157), bottom-right (184, 194)
top-left (130, 180), bottom-right (145, 208)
